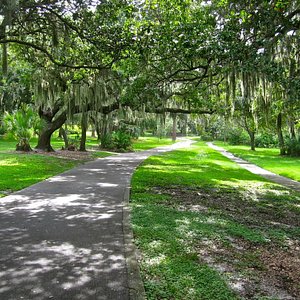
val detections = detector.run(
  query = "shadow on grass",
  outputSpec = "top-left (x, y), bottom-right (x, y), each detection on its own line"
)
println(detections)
top-left (131, 144), bottom-right (300, 299)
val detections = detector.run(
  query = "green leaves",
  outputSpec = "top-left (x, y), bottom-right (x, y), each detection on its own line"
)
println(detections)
top-left (2, 104), bottom-right (40, 149)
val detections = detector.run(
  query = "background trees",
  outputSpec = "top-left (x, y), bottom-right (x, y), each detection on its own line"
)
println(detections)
top-left (0, 0), bottom-right (299, 154)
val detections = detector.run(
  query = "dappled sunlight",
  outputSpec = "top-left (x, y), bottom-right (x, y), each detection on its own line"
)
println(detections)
top-left (0, 141), bottom-right (195, 299)
top-left (131, 141), bottom-right (300, 299)
top-left (48, 175), bottom-right (77, 182)
top-left (0, 158), bottom-right (21, 167)
top-left (0, 238), bottom-right (126, 299)
top-left (144, 254), bottom-right (167, 267)
top-left (0, 155), bottom-right (144, 299)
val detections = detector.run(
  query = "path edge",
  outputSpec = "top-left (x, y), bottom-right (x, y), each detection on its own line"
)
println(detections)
top-left (123, 186), bottom-right (146, 300)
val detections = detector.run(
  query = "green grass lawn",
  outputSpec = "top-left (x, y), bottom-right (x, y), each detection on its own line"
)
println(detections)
top-left (0, 135), bottom-right (111, 197)
top-left (130, 141), bottom-right (300, 299)
top-left (214, 142), bottom-right (300, 182)
top-left (132, 136), bottom-right (175, 151)
top-left (0, 135), bottom-right (175, 198)
top-left (0, 153), bottom-right (85, 197)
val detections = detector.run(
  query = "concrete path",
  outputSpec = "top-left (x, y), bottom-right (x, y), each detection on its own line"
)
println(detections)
top-left (0, 140), bottom-right (193, 300)
top-left (207, 142), bottom-right (300, 192)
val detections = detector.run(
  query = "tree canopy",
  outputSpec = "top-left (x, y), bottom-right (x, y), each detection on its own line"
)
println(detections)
top-left (0, 0), bottom-right (299, 153)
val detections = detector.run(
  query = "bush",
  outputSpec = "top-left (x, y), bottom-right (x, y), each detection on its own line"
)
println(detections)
top-left (286, 138), bottom-right (300, 156)
top-left (227, 128), bottom-right (249, 145)
top-left (0, 126), bottom-right (5, 135)
top-left (100, 130), bottom-right (132, 151)
top-left (112, 130), bottom-right (132, 150)
top-left (100, 133), bottom-right (114, 149)
top-left (255, 133), bottom-right (278, 148)
top-left (200, 132), bottom-right (214, 141)
top-left (2, 104), bottom-right (40, 151)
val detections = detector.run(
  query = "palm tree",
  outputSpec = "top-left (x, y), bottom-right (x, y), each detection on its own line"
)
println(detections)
top-left (3, 105), bottom-right (40, 151)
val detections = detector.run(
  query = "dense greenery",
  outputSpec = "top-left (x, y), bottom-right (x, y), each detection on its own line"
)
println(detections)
top-left (0, 0), bottom-right (299, 153)
top-left (131, 141), bottom-right (300, 299)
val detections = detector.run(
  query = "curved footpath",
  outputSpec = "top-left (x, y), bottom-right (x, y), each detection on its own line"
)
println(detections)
top-left (0, 140), bottom-right (193, 300)
top-left (207, 142), bottom-right (300, 193)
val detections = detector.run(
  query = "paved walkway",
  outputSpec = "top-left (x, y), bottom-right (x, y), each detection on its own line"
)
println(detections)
top-left (207, 142), bottom-right (300, 192)
top-left (0, 140), bottom-right (193, 300)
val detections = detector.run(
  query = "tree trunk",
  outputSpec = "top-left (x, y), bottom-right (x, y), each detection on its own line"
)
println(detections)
top-left (288, 116), bottom-right (296, 139)
top-left (248, 131), bottom-right (255, 151)
top-left (35, 110), bottom-right (67, 152)
top-left (277, 112), bottom-right (286, 155)
top-left (36, 128), bottom-right (56, 152)
top-left (16, 138), bottom-right (32, 152)
top-left (100, 114), bottom-right (108, 147)
top-left (182, 114), bottom-right (188, 136)
top-left (96, 125), bottom-right (101, 141)
top-left (59, 126), bottom-right (69, 149)
top-left (171, 113), bottom-right (177, 141)
top-left (91, 128), bottom-right (96, 138)
top-left (2, 43), bottom-right (8, 77)
top-left (244, 117), bottom-right (255, 151)
top-left (79, 112), bottom-right (88, 152)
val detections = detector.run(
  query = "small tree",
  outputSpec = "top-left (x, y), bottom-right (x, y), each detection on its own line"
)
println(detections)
top-left (3, 105), bottom-right (40, 151)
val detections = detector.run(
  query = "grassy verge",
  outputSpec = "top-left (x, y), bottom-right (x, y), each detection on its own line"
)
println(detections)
top-left (214, 142), bottom-right (300, 182)
top-left (0, 135), bottom-right (173, 198)
top-left (0, 153), bottom-right (86, 197)
top-left (132, 137), bottom-right (175, 151)
top-left (130, 141), bottom-right (300, 300)
top-left (0, 136), bottom-right (111, 198)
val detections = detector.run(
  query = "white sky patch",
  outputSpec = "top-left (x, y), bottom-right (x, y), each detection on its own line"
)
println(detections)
top-left (257, 48), bottom-right (265, 54)
top-left (287, 30), bottom-right (296, 36)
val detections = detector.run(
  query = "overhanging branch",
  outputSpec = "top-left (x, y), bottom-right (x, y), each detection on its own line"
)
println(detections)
top-left (0, 39), bottom-right (112, 70)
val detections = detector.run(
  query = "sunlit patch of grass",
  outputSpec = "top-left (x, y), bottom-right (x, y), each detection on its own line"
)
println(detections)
top-left (0, 153), bottom-right (86, 196)
top-left (131, 141), bottom-right (300, 299)
top-left (91, 151), bottom-right (115, 158)
top-left (214, 142), bottom-right (300, 182)
top-left (132, 136), bottom-right (174, 151)
top-left (0, 134), bottom-right (114, 197)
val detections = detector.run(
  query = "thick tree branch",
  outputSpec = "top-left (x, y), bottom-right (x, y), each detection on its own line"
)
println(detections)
top-left (0, 39), bottom-right (112, 70)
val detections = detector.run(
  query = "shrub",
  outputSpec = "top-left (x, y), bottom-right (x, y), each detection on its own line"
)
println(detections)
top-left (100, 130), bottom-right (132, 151)
top-left (227, 128), bottom-right (249, 145)
top-left (112, 130), bottom-right (132, 150)
top-left (286, 138), bottom-right (300, 156)
top-left (255, 133), bottom-right (278, 148)
top-left (2, 104), bottom-right (40, 151)
top-left (100, 133), bottom-right (114, 149)
top-left (200, 132), bottom-right (214, 141)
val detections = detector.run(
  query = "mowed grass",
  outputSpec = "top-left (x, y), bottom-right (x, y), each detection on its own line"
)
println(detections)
top-left (0, 153), bottom-right (84, 197)
top-left (0, 134), bottom-right (175, 197)
top-left (214, 142), bottom-right (300, 182)
top-left (0, 135), bottom-right (111, 197)
top-left (130, 141), bottom-right (300, 299)
top-left (132, 136), bottom-right (175, 151)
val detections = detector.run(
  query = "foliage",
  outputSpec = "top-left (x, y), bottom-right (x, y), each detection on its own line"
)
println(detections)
top-left (100, 133), bottom-right (115, 150)
top-left (112, 130), bottom-right (132, 151)
top-left (131, 142), bottom-right (300, 299)
top-left (2, 105), bottom-right (40, 151)
top-left (255, 132), bottom-right (278, 148)
top-left (286, 138), bottom-right (300, 157)
top-left (0, 57), bottom-right (34, 112)
top-left (227, 128), bottom-right (249, 145)
top-left (101, 130), bottom-right (132, 151)
top-left (1, 0), bottom-right (300, 154)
